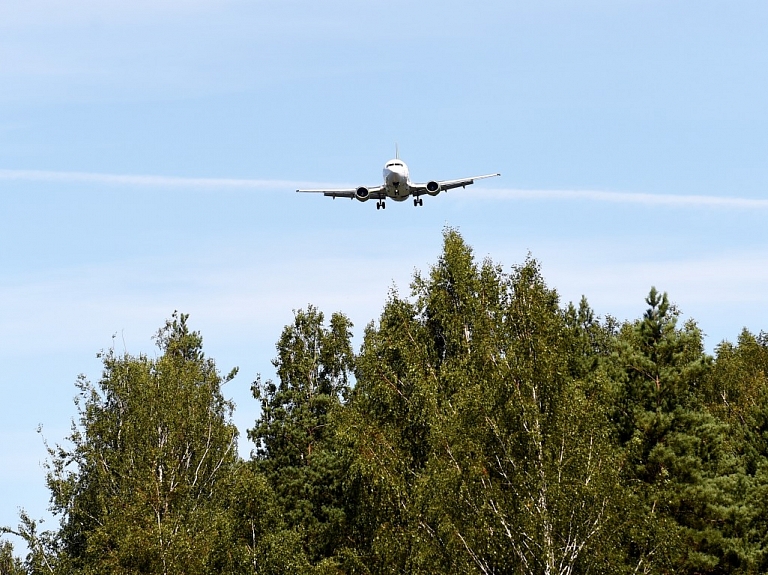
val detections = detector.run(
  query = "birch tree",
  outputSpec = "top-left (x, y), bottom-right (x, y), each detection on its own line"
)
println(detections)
top-left (0, 539), bottom-right (27, 575)
top-left (45, 313), bottom-right (240, 574)
top-left (417, 244), bottom-right (622, 575)
top-left (344, 230), bottom-right (623, 574)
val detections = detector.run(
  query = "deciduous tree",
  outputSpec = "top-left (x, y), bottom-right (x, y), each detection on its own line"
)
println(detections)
top-left (45, 313), bottom-right (240, 574)
top-left (343, 230), bottom-right (624, 574)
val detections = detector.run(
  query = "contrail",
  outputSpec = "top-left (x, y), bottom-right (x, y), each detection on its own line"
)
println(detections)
top-left (475, 188), bottom-right (768, 209)
top-left (3, 168), bottom-right (767, 209)
top-left (0, 168), bottom-right (322, 190)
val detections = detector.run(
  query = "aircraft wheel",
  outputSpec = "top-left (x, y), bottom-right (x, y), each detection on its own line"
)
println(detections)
top-left (419, 198), bottom-right (423, 206)
top-left (376, 202), bottom-right (380, 210)
top-left (413, 198), bottom-right (418, 207)
top-left (382, 202), bottom-right (386, 209)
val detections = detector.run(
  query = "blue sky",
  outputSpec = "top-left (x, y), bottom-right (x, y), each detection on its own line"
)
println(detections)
top-left (2, 0), bottom-right (768, 544)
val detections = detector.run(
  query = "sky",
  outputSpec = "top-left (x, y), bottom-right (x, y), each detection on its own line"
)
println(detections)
top-left (2, 0), bottom-right (768, 547)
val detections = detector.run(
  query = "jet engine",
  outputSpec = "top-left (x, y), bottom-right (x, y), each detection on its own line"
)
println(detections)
top-left (425, 181), bottom-right (441, 196)
top-left (355, 187), bottom-right (370, 202)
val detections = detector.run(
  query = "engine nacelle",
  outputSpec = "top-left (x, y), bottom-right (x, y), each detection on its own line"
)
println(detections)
top-left (355, 187), bottom-right (371, 202)
top-left (426, 181), bottom-right (441, 196)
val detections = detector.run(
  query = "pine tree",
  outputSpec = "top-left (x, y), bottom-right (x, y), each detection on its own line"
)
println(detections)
top-left (249, 306), bottom-right (355, 568)
top-left (609, 289), bottom-right (745, 574)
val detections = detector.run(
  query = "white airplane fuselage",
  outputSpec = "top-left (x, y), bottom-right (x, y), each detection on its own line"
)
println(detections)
top-left (382, 159), bottom-right (411, 201)
top-left (295, 155), bottom-right (500, 208)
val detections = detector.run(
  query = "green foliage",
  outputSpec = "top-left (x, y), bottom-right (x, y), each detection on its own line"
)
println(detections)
top-left (249, 306), bottom-right (355, 566)
top-left (609, 288), bottom-right (750, 574)
top-left (0, 539), bottom-right (26, 575)
top-left (45, 312), bottom-right (242, 574)
top-left (705, 331), bottom-right (768, 572)
top-left (342, 229), bottom-right (624, 575)
top-left (3, 511), bottom-right (62, 575)
top-left (707, 331), bottom-right (768, 466)
top-left (219, 461), bottom-right (313, 575)
top-left (9, 231), bottom-right (768, 575)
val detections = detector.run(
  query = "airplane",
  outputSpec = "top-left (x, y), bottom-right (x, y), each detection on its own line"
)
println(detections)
top-left (296, 152), bottom-right (500, 209)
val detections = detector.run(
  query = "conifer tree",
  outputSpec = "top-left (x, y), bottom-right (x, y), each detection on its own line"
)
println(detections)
top-left (610, 289), bottom-right (745, 574)
top-left (249, 306), bottom-right (355, 568)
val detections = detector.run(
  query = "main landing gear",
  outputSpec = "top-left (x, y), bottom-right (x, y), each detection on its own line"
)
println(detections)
top-left (376, 201), bottom-right (386, 210)
top-left (413, 197), bottom-right (423, 207)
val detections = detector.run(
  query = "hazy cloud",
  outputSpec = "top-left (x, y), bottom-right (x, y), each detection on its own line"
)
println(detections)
top-left (0, 169), bottom-right (331, 191)
top-left (474, 188), bottom-right (768, 209)
top-left (4, 169), bottom-right (768, 209)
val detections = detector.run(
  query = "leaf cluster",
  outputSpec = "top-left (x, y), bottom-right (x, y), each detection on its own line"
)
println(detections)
top-left (5, 232), bottom-right (768, 575)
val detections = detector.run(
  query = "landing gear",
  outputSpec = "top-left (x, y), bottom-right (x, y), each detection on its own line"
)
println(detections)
top-left (413, 197), bottom-right (423, 207)
top-left (376, 201), bottom-right (386, 210)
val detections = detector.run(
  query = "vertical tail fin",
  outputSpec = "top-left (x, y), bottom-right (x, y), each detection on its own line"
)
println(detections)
top-left (395, 143), bottom-right (399, 159)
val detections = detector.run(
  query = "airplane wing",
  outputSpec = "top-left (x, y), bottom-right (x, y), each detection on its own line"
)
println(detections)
top-left (411, 173), bottom-right (501, 195)
top-left (296, 186), bottom-right (386, 200)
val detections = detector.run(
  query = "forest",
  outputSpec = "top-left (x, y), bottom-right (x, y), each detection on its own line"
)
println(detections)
top-left (3, 229), bottom-right (768, 575)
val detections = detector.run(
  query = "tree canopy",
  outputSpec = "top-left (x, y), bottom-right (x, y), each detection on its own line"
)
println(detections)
top-left (4, 230), bottom-right (768, 574)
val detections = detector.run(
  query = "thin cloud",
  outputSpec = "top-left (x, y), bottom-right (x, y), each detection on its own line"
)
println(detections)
top-left (0, 250), bottom-right (412, 354)
top-left (4, 169), bottom-right (768, 209)
top-left (0, 168), bottom-right (323, 191)
top-left (474, 187), bottom-right (768, 209)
